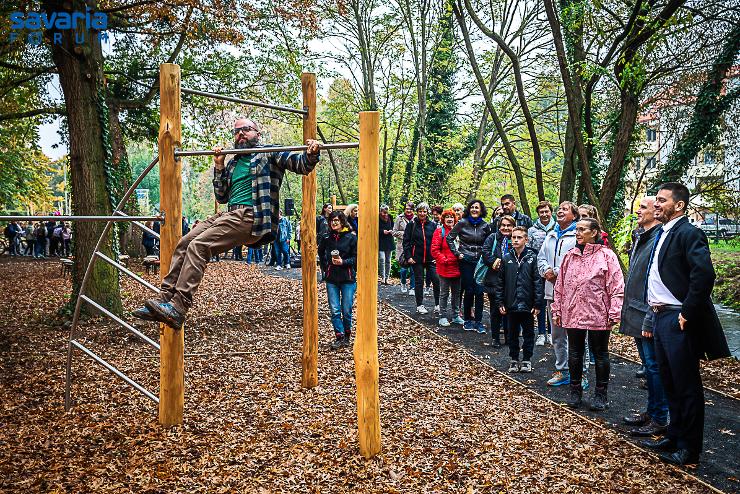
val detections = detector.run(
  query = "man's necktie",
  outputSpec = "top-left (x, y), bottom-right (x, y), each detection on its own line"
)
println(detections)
top-left (644, 226), bottom-right (664, 301)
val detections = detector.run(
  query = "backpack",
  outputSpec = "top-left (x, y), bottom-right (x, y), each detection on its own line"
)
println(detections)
top-left (473, 236), bottom-right (498, 285)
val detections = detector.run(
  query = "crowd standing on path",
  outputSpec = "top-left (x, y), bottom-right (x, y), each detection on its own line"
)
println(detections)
top-left (2, 219), bottom-right (73, 258)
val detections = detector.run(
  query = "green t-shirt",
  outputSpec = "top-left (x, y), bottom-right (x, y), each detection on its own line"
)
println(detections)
top-left (228, 155), bottom-right (254, 207)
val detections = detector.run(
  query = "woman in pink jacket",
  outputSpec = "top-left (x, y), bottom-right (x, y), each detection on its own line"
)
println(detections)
top-left (552, 218), bottom-right (624, 412)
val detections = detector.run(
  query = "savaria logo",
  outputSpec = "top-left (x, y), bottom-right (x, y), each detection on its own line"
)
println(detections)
top-left (8, 8), bottom-right (109, 45)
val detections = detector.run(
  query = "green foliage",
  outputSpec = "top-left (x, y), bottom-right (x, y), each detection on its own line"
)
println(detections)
top-left (611, 213), bottom-right (636, 254)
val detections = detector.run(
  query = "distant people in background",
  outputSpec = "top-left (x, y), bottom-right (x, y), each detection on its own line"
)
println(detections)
top-left (493, 227), bottom-right (544, 374)
top-left (317, 203), bottom-right (332, 243)
top-left (51, 223), bottom-right (63, 257)
top-left (552, 217), bottom-right (624, 411)
top-left (3, 222), bottom-right (21, 256)
top-left (182, 216), bottom-right (190, 236)
top-left (142, 221), bottom-right (157, 256)
top-left (45, 220), bottom-right (56, 256)
top-left (318, 211), bottom-right (357, 350)
top-left (294, 221), bottom-right (300, 253)
top-left (345, 204), bottom-right (359, 233)
top-left (482, 214), bottom-right (516, 343)
top-left (378, 205), bottom-right (395, 285)
top-left (393, 202), bottom-right (416, 295)
top-left (403, 202), bottom-right (440, 315)
top-left (538, 201), bottom-right (580, 388)
top-left (577, 204), bottom-right (609, 247)
top-left (24, 222), bottom-right (35, 256)
top-left (431, 209), bottom-right (463, 327)
top-left (247, 246), bottom-right (263, 264)
top-left (446, 199), bottom-right (491, 332)
top-left (528, 200), bottom-right (555, 346)
top-left (232, 244), bottom-right (244, 261)
top-left (431, 205), bottom-right (444, 224)
top-left (494, 194), bottom-right (533, 230)
top-left (60, 223), bottom-right (72, 256)
top-left (33, 222), bottom-right (46, 258)
top-left (274, 210), bottom-right (292, 270)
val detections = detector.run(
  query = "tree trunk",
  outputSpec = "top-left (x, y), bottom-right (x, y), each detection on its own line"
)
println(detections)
top-left (400, 115), bottom-right (421, 204)
top-left (44, 0), bottom-right (122, 313)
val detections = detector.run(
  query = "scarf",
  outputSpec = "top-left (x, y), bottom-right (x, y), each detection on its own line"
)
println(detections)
top-left (468, 216), bottom-right (483, 226)
top-left (404, 212), bottom-right (414, 220)
top-left (533, 219), bottom-right (554, 232)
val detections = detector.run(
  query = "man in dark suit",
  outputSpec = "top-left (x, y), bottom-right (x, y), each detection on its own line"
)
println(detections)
top-left (641, 182), bottom-right (730, 466)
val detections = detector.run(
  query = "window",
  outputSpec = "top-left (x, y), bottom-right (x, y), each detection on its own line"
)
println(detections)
top-left (704, 153), bottom-right (715, 165)
top-left (647, 156), bottom-right (656, 169)
top-left (635, 157), bottom-right (641, 168)
top-left (646, 128), bottom-right (657, 142)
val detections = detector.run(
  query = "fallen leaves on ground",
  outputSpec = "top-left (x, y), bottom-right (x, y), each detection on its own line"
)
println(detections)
top-left (0, 258), bottom-right (717, 492)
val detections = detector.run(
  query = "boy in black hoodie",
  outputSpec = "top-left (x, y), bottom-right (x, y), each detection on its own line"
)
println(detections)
top-left (493, 227), bottom-right (544, 373)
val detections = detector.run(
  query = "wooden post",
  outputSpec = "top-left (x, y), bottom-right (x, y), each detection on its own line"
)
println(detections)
top-left (158, 63), bottom-right (184, 426)
top-left (331, 194), bottom-right (337, 209)
top-left (300, 73), bottom-right (319, 389)
top-left (354, 111), bottom-right (381, 458)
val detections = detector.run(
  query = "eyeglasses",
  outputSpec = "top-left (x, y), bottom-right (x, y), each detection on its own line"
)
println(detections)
top-left (233, 126), bottom-right (257, 135)
top-left (331, 218), bottom-right (341, 223)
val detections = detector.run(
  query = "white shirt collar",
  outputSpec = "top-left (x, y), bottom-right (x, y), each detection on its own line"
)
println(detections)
top-left (661, 215), bottom-right (683, 233)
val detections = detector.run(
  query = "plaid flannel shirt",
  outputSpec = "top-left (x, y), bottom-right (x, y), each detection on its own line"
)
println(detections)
top-left (212, 146), bottom-right (319, 245)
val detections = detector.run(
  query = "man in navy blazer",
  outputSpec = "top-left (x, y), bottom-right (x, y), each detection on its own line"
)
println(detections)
top-left (641, 182), bottom-right (730, 466)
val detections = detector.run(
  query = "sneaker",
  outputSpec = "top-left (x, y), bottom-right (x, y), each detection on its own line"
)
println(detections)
top-left (535, 334), bottom-right (546, 346)
top-left (581, 376), bottom-right (590, 391)
top-left (463, 321), bottom-right (475, 331)
top-left (132, 306), bottom-right (160, 322)
top-left (330, 338), bottom-right (344, 350)
top-left (519, 361), bottom-right (532, 373)
top-left (434, 305), bottom-right (440, 315)
top-left (547, 371), bottom-right (571, 386)
top-left (475, 322), bottom-right (486, 334)
top-left (144, 300), bottom-right (185, 330)
top-left (416, 305), bottom-right (428, 315)
top-left (438, 318), bottom-right (450, 327)
top-left (545, 334), bottom-right (552, 345)
top-left (400, 285), bottom-right (407, 294)
top-left (508, 361), bottom-right (520, 373)
top-left (452, 316), bottom-right (465, 325)
top-left (275, 266), bottom-right (282, 271)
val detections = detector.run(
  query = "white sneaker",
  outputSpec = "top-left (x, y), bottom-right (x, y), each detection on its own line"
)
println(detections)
top-left (400, 285), bottom-right (407, 294)
top-left (535, 334), bottom-right (546, 346)
top-left (545, 334), bottom-right (552, 345)
top-left (416, 305), bottom-right (428, 315)
top-left (438, 318), bottom-right (450, 327)
top-left (275, 266), bottom-right (282, 271)
top-left (434, 305), bottom-right (440, 315)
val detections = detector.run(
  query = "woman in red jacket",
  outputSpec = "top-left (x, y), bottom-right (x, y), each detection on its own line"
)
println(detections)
top-left (432, 209), bottom-right (463, 327)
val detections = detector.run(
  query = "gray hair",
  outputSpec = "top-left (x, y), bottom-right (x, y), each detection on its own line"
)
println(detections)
top-left (416, 201), bottom-right (430, 212)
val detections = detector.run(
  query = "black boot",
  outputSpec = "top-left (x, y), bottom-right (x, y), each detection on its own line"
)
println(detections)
top-left (590, 385), bottom-right (609, 411)
top-left (566, 383), bottom-right (582, 409)
top-left (330, 336), bottom-right (344, 350)
top-left (343, 329), bottom-right (352, 347)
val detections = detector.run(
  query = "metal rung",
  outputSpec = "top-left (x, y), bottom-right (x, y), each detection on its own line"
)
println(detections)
top-left (113, 211), bottom-right (161, 238)
top-left (80, 295), bottom-right (160, 350)
top-left (95, 251), bottom-right (160, 294)
top-left (70, 340), bottom-right (159, 403)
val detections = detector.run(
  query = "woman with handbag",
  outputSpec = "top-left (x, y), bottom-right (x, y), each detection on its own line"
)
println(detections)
top-left (445, 199), bottom-right (491, 332)
top-left (482, 215), bottom-right (516, 347)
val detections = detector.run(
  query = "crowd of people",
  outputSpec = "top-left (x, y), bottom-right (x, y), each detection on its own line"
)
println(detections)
top-left (2, 219), bottom-right (72, 258)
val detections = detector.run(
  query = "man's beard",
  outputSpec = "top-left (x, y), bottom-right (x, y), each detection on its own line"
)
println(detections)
top-left (234, 136), bottom-right (260, 149)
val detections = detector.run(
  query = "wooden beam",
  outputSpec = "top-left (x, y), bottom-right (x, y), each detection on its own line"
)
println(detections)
top-left (158, 63), bottom-right (184, 426)
top-left (354, 111), bottom-right (381, 458)
top-left (300, 73), bottom-right (319, 389)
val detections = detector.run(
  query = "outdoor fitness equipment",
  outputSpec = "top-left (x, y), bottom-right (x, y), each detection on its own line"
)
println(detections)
top-left (0, 64), bottom-right (382, 459)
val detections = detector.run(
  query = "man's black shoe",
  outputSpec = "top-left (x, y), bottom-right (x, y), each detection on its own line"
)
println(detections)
top-left (132, 306), bottom-right (159, 322)
top-left (623, 412), bottom-right (649, 426)
top-left (635, 365), bottom-right (646, 379)
top-left (630, 420), bottom-right (668, 437)
top-left (330, 338), bottom-right (344, 350)
top-left (144, 299), bottom-right (185, 330)
top-left (641, 437), bottom-right (676, 452)
top-left (659, 449), bottom-right (699, 466)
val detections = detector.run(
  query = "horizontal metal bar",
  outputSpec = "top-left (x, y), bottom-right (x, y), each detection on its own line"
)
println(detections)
top-left (95, 252), bottom-right (161, 294)
top-left (80, 295), bottom-right (160, 350)
top-left (70, 340), bottom-right (159, 404)
top-left (175, 142), bottom-right (359, 158)
top-left (181, 87), bottom-right (307, 116)
top-left (0, 215), bottom-right (163, 222)
top-left (112, 211), bottom-right (161, 238)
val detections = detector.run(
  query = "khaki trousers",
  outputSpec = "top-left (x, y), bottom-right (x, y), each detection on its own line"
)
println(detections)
top-left (159, 208), bottom-right (260, 312)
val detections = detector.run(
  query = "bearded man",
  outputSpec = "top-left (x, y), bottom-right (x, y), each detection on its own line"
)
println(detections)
top-left (133, 118), bottom-right (321, 329)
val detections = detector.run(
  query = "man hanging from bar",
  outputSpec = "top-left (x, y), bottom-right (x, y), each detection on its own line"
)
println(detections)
top-left (132, 118), bottom-right (321, 329)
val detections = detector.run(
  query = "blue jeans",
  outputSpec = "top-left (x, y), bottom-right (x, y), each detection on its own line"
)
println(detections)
top-left (399, 266), bottom-right (415, 289)
top-left (247, 247), bottom-right (263, 264)
top-left (642, 331), bottom-right (669, 425)
top-left (326, 282), bottom-right (356, 337)
top-left (274, 240), bottom-right (290, 267)
top-left (459, 258), bottom-right (484, 322)
top-left (537, 305), bottom-right (550, 335)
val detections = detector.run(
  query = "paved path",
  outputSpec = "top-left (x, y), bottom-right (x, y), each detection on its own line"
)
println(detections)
top-left (265, 264), bottom-right (738, 492)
